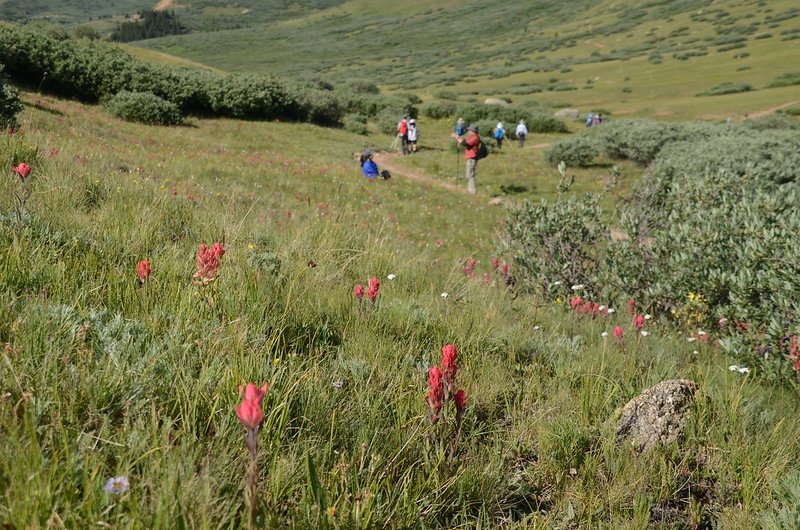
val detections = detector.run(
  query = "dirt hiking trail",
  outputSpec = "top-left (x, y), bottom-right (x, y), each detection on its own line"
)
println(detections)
top-left (154, 0), bottom-right (174, 11)
top-left (747, 100), bottom-right (800, 119)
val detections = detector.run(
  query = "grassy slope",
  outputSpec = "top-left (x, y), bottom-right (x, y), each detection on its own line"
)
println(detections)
top-left (0, 90), bottom-right (798, 527)
top-left (131, 0), bottom-right (800, 119)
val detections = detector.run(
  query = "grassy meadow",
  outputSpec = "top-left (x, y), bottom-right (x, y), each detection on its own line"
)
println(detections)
top-left (0, 87), bottom-right (799, 528)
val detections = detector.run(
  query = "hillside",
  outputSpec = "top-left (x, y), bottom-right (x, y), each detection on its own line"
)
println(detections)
top-left (1, 1), bottom-right (797, 118)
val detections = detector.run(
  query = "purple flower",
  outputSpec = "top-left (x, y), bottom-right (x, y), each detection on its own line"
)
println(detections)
top-left (104, 475), bottom-right (129, 495)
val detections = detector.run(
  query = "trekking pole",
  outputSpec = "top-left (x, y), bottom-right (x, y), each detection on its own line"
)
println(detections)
top-left (390, 135), bottom-right (399, 151)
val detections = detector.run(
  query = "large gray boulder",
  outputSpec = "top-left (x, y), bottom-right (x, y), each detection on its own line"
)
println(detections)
top-left (484, 98), bottom-right (510, 106)
top-left (615, 379), bottom-right (699, 452)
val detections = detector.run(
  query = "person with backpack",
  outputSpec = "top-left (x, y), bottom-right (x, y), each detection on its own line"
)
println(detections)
top-left (397, 116), bottom-right (409, 155)
top-left (407, 119), bottom-right (418, 154)
top-left (454, 117), bottom-right (465, 136)
top-left (515, 120), bottom-right (528, 147)
top-left (586, 113), bottom-right (594, 127)
top-left (360, 150), bottom-right (380, 180)
top-left (493, 122), bottom-right (506, 149)
top-left (451, 123), bottom-right (483, 195)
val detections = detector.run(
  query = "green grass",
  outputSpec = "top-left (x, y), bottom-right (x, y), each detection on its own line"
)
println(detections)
top-left (0, 91), bottom-right (798, 527)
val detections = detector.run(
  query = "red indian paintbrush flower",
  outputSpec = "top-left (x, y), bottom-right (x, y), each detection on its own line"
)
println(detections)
top-left (234, 382), bottom-right (269, 430)
top-left (193, 242), bottom-right (225, 285)
top-left (570, 296), bottom-right (583, 310)
top-left (491, 257), bottom-right (500, 271)
top-left (633, 315), bottom-right (645, 331)
top-left (613, 326), bottom-right (624, 342)
top-left (427, 366), bottom-right (444, 422)
top-left (627, 299), bottom-right (636, 315)
top-left (13, 162), bottom-right (31, 181)
top-left (454, 389), bottom-right (467, 417)
top-left (136, 259), bottom-right (152, 283)
top-left (441, 344), bottom-right (458, 383)
top-left (367, 277), bottom-right (380, 302)
top-left (354, 284), bottom-right (365, 300)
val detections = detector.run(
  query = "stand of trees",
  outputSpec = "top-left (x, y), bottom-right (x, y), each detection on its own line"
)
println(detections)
top-left (111, 10), bottom-right (186, 42)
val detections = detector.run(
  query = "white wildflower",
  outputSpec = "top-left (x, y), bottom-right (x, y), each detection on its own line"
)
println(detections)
top-left (387, 274), bottom-right (396, 280)
top-left (601, 332), bottom-right (609, 338)
top-left (571, 284), bottom-right (585, 291)
top-left (640, 330), bottom-right (649, 337)
top-left (687, 337), bottom-right (697, 343)
top-left (607, 308), bottom-right (615, 314)
top-left (598, 305), bottom-right (606, 311)
top-left (698, 330), bottom-right (708, 336)
top-left (533, 325), bottom-right (541, 331)
top-left (738, 367), bottom-right (750, 374)
top-left (728, 365), bottom-right (740, 371)
top-left (644, 314), bottom-right (652, 320)
top-left (440, 292), bottom-right (448, 298)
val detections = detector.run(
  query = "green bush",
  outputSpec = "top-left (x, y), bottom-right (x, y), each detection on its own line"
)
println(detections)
top-left (544, 136), bottom-right (599, 167)
top-left (421, 100), bottom-right (457, 119)
top-left (343, 113), bottom-right (368, 135)
top-left (767, 72), bottom-right (800, 88)
top-left (698, 82), bottom-right (753, 96)
top-left (106, 91), bottom-right (183, 125)
top-left (0, 69), bottom-right (22, 130)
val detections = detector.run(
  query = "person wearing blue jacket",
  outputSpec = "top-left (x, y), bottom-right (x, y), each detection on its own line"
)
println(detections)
top-left (360, 150), bottom-right (380, 179)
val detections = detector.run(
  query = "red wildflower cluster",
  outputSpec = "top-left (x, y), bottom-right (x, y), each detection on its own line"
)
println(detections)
top-left (136, 259), bottom-right (152, 284)
top-left (353, 284), bottom-right (365, 300)
top-left (13, 162), bottom-right (31, 181)
top-left (234, 382), bottom-right (269, 431)
top-left (569, 296), bottom-right (608, 319)
top-left (633, 315), bottom-right (645, 331)
top-left (193, 242), bottom-right (225, 285)
top-left (463, 258), bottom-right (477, 278)
top-left (491, 257), bottom-right (500, 271)
top-left (427, 344), bottom-right (467, 424)
top-left (613, 326), bottom-right (624, 343)
top-left (628, 299), bottom-right (636, 315)
top-left (788, 336), bottom-right (800, 372)
top-left (367, 277), bottom-right (380, 303)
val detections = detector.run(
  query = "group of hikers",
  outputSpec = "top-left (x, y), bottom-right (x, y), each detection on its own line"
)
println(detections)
top-left (359, 114), bottom-right (532, 195)
top-left (585, 112), bottom-right (603, 127)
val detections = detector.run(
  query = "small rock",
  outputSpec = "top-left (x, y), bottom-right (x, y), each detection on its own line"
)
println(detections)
top-left (484, 98), bottom-right (510, 107)
top-left (615, 379), bottom-right (699, 452)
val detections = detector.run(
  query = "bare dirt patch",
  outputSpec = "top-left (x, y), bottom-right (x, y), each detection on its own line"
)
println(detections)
top-left (154, 0), bottom-right (175, 11)
top-left (372, 152), bottom-right (468, 194)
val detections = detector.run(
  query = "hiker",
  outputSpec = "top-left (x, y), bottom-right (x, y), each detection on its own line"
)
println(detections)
top-left (515, 120), bottom-right (528, 147)
top-left (397, 116), bottom-right (409, 155)
top-left (360, 150), bottom-right (380, 179)
top-left (451, 123), bottom-right (481, 195)
top-left (454, 117), bottom-right (465, 136)
top-left (592, 113), bottom-right (601, 126)
top-left (407, 119), bottom-right (418, 154)
top-left (493, 122), bottom-right (505, 149)
top-left (585, 113), bottom-right (594, 127)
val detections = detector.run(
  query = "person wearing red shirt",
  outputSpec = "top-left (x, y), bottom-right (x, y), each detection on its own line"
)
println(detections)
top-left (451, 123), bottom-right (480, 194)
top-left (397, 116), bottom-right (409, 155)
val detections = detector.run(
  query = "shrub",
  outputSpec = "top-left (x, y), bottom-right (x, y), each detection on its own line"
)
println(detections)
top-left (345, 80), bottom-right (380, 94)
top-left (544, 136), bottom-right (599, 167)
top-left (106, 91), bottom-right (183, 125)
top-left (343, 113), bottom-right (368, 135)
top-left (740, 114), bottom-right (799, 131)
top-left (421, 100), bottom-right (457, 119)
top-left (698, 82), bottom-right (753, 96)
top-left (0, 68), bottom-right (22, 130)
top-left (767, 72), bottom-right (800, 88)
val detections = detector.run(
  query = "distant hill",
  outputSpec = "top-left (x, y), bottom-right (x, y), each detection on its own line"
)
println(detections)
top-left (1, 0), bottom-right (798, 119)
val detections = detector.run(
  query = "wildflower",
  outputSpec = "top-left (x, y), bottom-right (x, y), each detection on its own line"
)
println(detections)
top-left (13, 162), bottom-right (31, 181)
top-left (698, 330), bottom-right (707, 336)
top-left (387, 274), bottom-right (396, 281)
top-left (427, 366), bottom-right (444, 422)
top-left (693, 350), bottom-right (699, 355)
top-left (613, 326), bottom-right (624, 342)
top-left (193, 242), bottom-right (225, 285)
top-left (273, 358), bottom-right (280, 365)
top-left (454, 389), bottom-right (467, 420)
top-left (482, 273), bottom-right (491, 285)
top-left (533, 325), bottom-right (541, 331)
top-left (235, 382), bottom-right (269, 431)
top-left (633, 315), bottom-right (645, 331)
top-left (326, 507), bottom-right (337, 518)
top-left (491, 256), bottom-right (500, 271)
top-left (728, 365), bottom-right (740, 372)
top-left (599, 305), bottom-right (606, 311)
top-left (104, 476), bottom-right (130, 495)
top-left (738, 367), bottom-right (750, 374)
top-left (136, 259), bottom-right (152, 284)
top-left (570, 296), bottom-right (583, 310)
top-left (718, 317), bottom-right (728, 327)
top-left (640, 330), bottom-right (649, 337)
top-left (644, 314), bottom-right (652, 320)
top-left (571, 284), bottom-right (584, 291)
top-left (601, 332), bottom-right (609, 338)
top-left (332, 380), bottom-right (344, 389)
top-left (500, 263), bottom-right (509, 279)
top-left (367, 277), bottom-right (380, 302)
top-left (354, 284), bottom-right (365, 300)
top-left (607, 308), bottom-right (615, 314)
top-left (247, 243), bottom-right (255, 249)
top-left (687, 337), bottom-right (697, 343)
top-left (440, 292), bottom-right (448, 298)
top-left (627, 299), bottom-right (636, 315)
top-left (552, 281), bottom-right (562, 286)
top-left (441, 344), bottom-right (458, 384)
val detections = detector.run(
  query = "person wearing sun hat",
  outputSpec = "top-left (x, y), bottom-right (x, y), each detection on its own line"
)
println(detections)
top-left (451, 123), bottom-right (481, 194)
top-left (407, 118), bottom-right (418, 154)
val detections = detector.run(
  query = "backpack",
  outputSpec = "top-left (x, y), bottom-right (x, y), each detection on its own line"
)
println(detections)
top-left (476, 140), bottom-right (489, 160)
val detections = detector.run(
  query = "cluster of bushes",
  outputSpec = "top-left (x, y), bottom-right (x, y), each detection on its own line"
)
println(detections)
top-left (505, 120), bottom-right (800, 383)
top-left (0, 24), bottom-right (413, 127)
top-left (420, 100), bottom-right (568, 134)
top-left (110, 9), bottom-right (187, 43)
top-left (698, 82), bottom-right (753, 96)
top-left (0, 67), bottom-right (22, 130)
